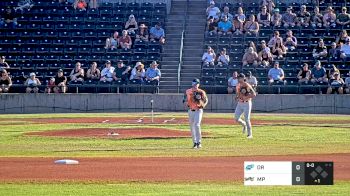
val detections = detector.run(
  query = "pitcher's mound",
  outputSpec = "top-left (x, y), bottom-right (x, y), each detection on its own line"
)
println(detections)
top-left (26, 128), bottom-right (209, 139)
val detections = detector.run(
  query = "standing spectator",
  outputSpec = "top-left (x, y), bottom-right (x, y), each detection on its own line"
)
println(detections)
top-left (297, 5), bottom-right (310, 27)
top-left (323, 6), bottom-right (336, 28)
top-left (336, 30), bottom-right (349, 45)
top-left (284, 30), bottom-right (297, 51)
top-left (272, 38), bottom-right (286, 59)
top-left (336, 7), bottom-right (350, 27)
top-left (129, 62), bottom-right (145, 83)
top-left (271, 8), bottom-right (282, 27)
top-left (235, 7), bottom-right (246, 26)
top-left (246, 71), bottom-right (258, 90)
top-left (113, 60), bottom-right (131, 82)
top-left (125, 14), bottom-right (138, 35)
top-left (206, 16), bottom-right (218, 35)
top-left (227, 71), bottom-right (238, 94)
top-left (0, 7), bottom-right (17, 28)
top-left (150, 22), bottom-right (165, 44)
top-left (145, 61), bottom-right (161, 86)
top-left (297, 63), bottom-right (311, 84)
top-left (206, 1), bottom-right (220, 21)
top-left (100, 60), bottom-right (115, 82)
top-left (220, 6), bottom-right (233, 21)
top-left (69, 62), bottom-right (85, 83)
top-left (242, 47), bottom-right (259, 66)
top-left (202, 46), bottom-right (216, 66)
top-left (329, 42), bottom-right (340, 59)
top-left (232, 16), bottom-right (243, 35)
top-left (217, 48), bottom-right (230, 66)
top-left (312, 39), bottom-right (328, 59)
top-left (86, 62), bottom-right (101, 81)
top-left (0, 69), bottom-right (12, 93)
top-left (244, 15), bottom-right (259, 35)
top-left (327, 73), bottom-right (344, 94)
top-left (135, 24), bottom-right (149, 42)
top-left (311, 61), bottom-right (328, 84)
top-left (53, 69), bottom-right (67, 93)
top-left (0, 56), bottom-right (10, 69)
top-left (268, 31), bottom-right (283, 48)
top-left (105, 31), bottom-right (119, 50)
top-left (261, 0), bottom-right (275, 14)
top-left (344, 71), bottom-right (350, 94)
top-left (257, 6), bottom-right (271, 27)
top-left (268, 61), bottom-right (285, 85)
top-left (258, 46), bottom-right (273, 67)
top-left (119, 30), bottom-right (132, 49)
top-left (282, 7), bottom-right (297, 27)
top-left (340, 37), bottom-right (350, 59)
top-left (25, 73), bottom-right (41, 93)
top-left (311, 6), bottom-right (323, 28)
top-left (73, 0), bottom-right (87, 11)
top-left (218, 16), bottom-right (232, 35)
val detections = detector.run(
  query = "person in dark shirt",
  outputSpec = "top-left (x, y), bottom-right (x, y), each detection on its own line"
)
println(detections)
top-left (312, 39), bottom-right (328, 59)
top-left (113, 60), bottom-right (131, 82)
top-left (0, 7), bottom-right (17, 28)
top-left (329, 42), bottom-right (340, 59)
top-left (336, 7), bottom-right (350, 26)
top-left (327, 73), bottom-right (344, 94)
top-left (0, 56), bottom-right (10, 69)
top-left (206, 16), bottom-right (218, 35)
top-left (54, 69), bottom-right (67, 93)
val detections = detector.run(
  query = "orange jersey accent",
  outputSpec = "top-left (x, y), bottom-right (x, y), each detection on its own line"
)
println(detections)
top-left (186, 88), bottom-right (208, 110)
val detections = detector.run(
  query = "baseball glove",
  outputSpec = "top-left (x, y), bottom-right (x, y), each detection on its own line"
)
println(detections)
top-left (193, 91), bottom-right (206, 108)
top-left (240, 87), bottom-right (251, 96)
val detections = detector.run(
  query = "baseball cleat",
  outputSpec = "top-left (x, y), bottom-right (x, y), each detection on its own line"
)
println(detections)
top-left (247, 135), bottom-right (253, 139)
top-left (197, 143), bottom-right (202, 148)
top-left (192, 143), bottom-right (198, 149)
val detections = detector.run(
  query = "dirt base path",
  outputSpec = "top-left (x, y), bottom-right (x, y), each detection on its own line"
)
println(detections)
top-left (0, 154), bottom-right (349, 182)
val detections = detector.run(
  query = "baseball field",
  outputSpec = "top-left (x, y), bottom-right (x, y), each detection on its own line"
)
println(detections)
top-left (0, 112), bottom-right (349, 195)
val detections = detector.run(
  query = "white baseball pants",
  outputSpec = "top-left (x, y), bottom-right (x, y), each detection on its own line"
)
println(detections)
top-left (188, 109), bottom-right (203, 144)
top-left (234, 101), bottom-right (252, 136)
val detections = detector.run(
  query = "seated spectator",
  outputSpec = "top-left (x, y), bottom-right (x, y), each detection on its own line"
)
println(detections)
top-left (329, 64), bottom-right (340, 79)
top-left (25, 73), bottom-right (41, 93)
top-left (313, 39), bottom-right (328, 59)
top-left (218, 16), bottom-right (232, 35)
top-left (54, 69), bottom-right (67, 93)
top-left (0, 7), bottom-right (17, 28)
top-left (89, 0), bottom-right (98, 9)
top-left (206, 16), bottom-right (218, 35)
top-left (323, 6), bottom-right (336, 28)
top-left (45, 77), bottom-right (55, 94)
top-left (242, 47), bottom-right (259, 66)
top-left (125, 14), bottom-right (138, 35)
top-left (284, 30), bottom-right (297, 51)
top-left (311, 6), bottom-right (323, 28)
top-left (135, 24), bottom-right (149, 42)
top-left (282, 7), bottom-right (297, 27)
top-left (235, 7), bottom-right (246, 26)
top-left (244, 15), bottom-right (259, 35)
top-left (257, 6), bottom-right (271, 27)
top-left (227, 71), bottom-right (238, 94)
top-left (268, 31), bottom-right (283, 48)
top-left (271, 8), bottom-right (282, 27)
top-left (105, 31), bottom-right (119, 50)
top-left (0, 56), bottom-right (10, 69)
top-left (86, 62), bottom-right (101, 81)
top-left (130, 62), bottom-right (145, 83)
top-left (344, 71), bottom-right (350, 94)
top-left (297, 63), bottom-right (311, 84)
top-left (336, 7), bottom-right (350, 26)
top-left (206, 1), bottom-right (220, 21)
top-left (0, 69), bottom-right (12, 93)
top-left (340, 37), bottom-right (350, 59)
top-left (258, 46), bottom-right (273, 67)
top-left (217, 48), bottom-right (230, 66)
top-left (145, 61), bottom-right (161, 85)
top-left (113, 60), bottom-right (131, 82)
top-left (246, 71), bottom-right (258, 90)
top-left (100, 60), bottom-right (115, 82)
top-left (311, 61), bottom-right (328, 84)
top-left (69, 62), bottom-right (84, 83)
top-left (73, 0), bottom-right (87, 11)
top-left (297, 5), bottom-right (310, 27)
top-left (150, 22), bottom-right (165, 44)
top-left (327, 73), bottom-right (344, 94)
top-left (261, 0), bottom-right (275, 14)
top-left (232, 16), bottom-right (243, 35)
top-left (272, 38), bottom-right (286, 59)
top-left (220, 6), bottom-right (233, 21)
top-left (119, 30), bottom-right (132, 49)
top-left (202, 46), bottom-right (216, 66)
top-left (268, 61), bottom-right (285, 85)
top-left (329, 42), bottom-right (340, 59)
top-left (336, 30), bottom-right (349, 45)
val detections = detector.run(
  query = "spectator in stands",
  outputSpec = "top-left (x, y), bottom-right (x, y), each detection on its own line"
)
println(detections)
top-left (218, 16), bottom-right (232, 35)
top-left (248, 41), bottom-right (257, 52)
top-left (119, 30), bottom-right (132, 49)
top-left (45, 77), bottom-right (55, 94)
top-left (246, 71), bottom-right (258, 90)
top-left (242, 47), bottom-right (259, 66)
top-left (297, 63), bottom-right (311, 84)
top-left (311, 61), bottom-right (328, 84)
top-left (271, 8), bottom-right (282, 27)
top-left (89, 0), bottom-right (98, 9)
top-left (340, 37), bottom-right (350, 59)
top-left (323, 6), bottom-right (336, 28)
top-left (135, 24), bottom-right (149, 42)
top-left (329, 64), bottom-right (340, 79)
top-left (297, 5), bottom-right (310, 27)
top-left (25, 73), bottom-right (41, 93)
top-left (113, 60), bottom-right (131, 82)
top-left (86, 62), bottom-right (101, 81)
top-left (244, 15), bottom-right (259, 35)
top-left (268, 61), bottom-right (285, 85)
top-left (130, 62), bottom-right (145, 83)
top-left (312, 39), bottom-right (328, 59)
top-left (0, 56), bottom-right (10, 69)
top-left (220, 6), bottom-right (233, 21)
top-left (150, 23), bottom-right (165, 44)
top-left (125, 14), bottom-right (138, 35)
top-left (206, 1), bottom-right (220, 21)
top-left (329, 42), bottom-right (340, 59)
top-left (261, 0), bottom-right (275, 14)
top-left (282, 7), bottom-right (297, 27)
top-left (0, 69), bottom-right (12, 93)
top-left (327, 73), bottom-right (344, 94)
top-left (344, 71), bottom-right (350, 94)
top-left (268, 31), bottom-right (283, 48)
top-left (257, 6), bottom-right (271, 27)
top-left (53, 69), bottom-right (67, 93)
top-left (100, 60), bottom-right (115, 82)
top-left (311, 6), bottom-right (323, 28)
top-left (73, 0), bottom-right (87, 11)
top-left (145, 61), bottom-right (161, 86)
top-left (272, 38), bottom-right (286, 59)
top-left (202, 46), bottom-right (216, 66)
top-left (227, 71), bottom-right (238, 94)
top-left (258, 45), bottom-right (273, 67)
top-left (336, 7), bottom-right (350, 27)
top-left (0, 7), bottom-right (17, 28)
top-left (69, 62), bottom-right (84, 83)
top-left (232, 16), bottom-right (243, 35)
top-left (105, 31), bottom-right (119, 50)
top-left (217, 48), bottom-right (229, 66)
top-left (235, 7), bottom-right (246, 26)
top-left (336, 30), bottom-right (349, 45)
top-left (206, 16), bottom-right (218, 35)
top-left (284, 30), bottom-right (297, 51)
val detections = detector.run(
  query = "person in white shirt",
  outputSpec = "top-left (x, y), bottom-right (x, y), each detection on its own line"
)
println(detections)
top-left (202, 46), bottom-right (216, 66)
top-left (340, 37), bottom-right (350, 59)
top-left (217, 48), bottom-right (230, 66)
top-left (100, 60), bottom-right (115, 82)
top-left (246, 71), bottom-right (258, 90)
top-left (227, 71), bottom-right (238, 94)
top-left (206, 1), bottom-right (220, 21)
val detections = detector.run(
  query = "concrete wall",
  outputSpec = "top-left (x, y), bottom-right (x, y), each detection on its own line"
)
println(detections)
top-left (0, 94), bottom-right (349, 114)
